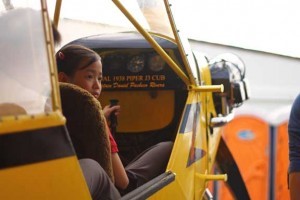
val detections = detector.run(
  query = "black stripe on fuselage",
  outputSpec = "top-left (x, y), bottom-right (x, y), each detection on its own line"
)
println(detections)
top-left (179, 104), bottom-right (192, 133)
top-left (179, 103), bottom-right (200, 134)
top-left (0, 126), bottom-right (75, 169)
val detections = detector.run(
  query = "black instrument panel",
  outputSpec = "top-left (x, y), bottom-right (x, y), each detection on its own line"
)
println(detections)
top-left (100, 50), bottom-right (186, 90)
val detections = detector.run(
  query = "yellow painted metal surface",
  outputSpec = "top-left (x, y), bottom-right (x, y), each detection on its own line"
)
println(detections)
top-left (0, 111), bottom-right (66, 135)
top-left (0, 156), bottom-right (91, 200)
top-left (147, 62), bottom-right (226, 199)
top-left (101, 90), bottom-right (174, 132)
top-left (41, 0), bottom-right (62, 112)
top-left (0, 2), bottom-right (91, 200)
top-left (199, 64), bottom-right (223, 172)
top-left (150, 91), bottom-right (208, 199)
top-left (164, 0), bottom-right (198, 86)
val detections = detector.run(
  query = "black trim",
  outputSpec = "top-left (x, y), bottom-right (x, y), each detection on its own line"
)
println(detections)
top-left (179, 103), bottom-right (200, 134)
top-left (70, 32), bottom-right (178, 49)
top-left (179, 104), bottom-right (192, 133)
top-left (121, 171), bottom-right (175, 200)
top-left (269, 126), bottom-right (276, 200)
top-left (216, 136), bottom-right (250, 200)
top-left (0, 126), bottom-right (75, 169)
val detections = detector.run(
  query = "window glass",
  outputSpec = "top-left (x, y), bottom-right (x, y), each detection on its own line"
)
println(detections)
top-left (0, 0), bottom-right (52, 116)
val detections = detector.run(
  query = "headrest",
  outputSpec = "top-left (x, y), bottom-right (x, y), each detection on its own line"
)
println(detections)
top-left (59, 82), bottom-right (113, 180)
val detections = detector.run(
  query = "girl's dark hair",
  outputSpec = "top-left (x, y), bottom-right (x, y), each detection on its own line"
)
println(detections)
top-left (56, 44), bottom-right (101, 76)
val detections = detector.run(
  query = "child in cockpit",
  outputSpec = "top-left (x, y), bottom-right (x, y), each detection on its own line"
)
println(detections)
top-left (55, 44), bottom-right (173, 194)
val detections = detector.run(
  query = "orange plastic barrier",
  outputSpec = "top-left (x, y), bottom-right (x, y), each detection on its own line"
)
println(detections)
top-left (275, 121), bottom-right (290, 200)
top-left (218, 115), bottom-right (270, 200)
top-left (210, 106), bottom-right (291, 200)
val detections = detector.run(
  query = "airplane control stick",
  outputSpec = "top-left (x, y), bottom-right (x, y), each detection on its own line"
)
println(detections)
top-left (109, 99), bottom-right (119, 137)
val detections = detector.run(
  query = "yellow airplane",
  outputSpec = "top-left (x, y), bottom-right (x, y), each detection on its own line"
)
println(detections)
top-left (0, 0), bottom-right (250, 199)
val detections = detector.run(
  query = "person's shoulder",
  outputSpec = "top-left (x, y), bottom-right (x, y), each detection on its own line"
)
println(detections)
top-left (293, 93), bottom-right (300, 106)
top-left (290, 93), bottom-right (300, 116)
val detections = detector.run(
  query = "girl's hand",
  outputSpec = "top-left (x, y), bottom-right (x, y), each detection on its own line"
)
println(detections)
top-left (103, 105), bottom-right (121, 121)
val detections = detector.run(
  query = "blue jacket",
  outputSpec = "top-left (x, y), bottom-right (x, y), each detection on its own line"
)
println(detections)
top-left (289, 93), bottom-right (300, 173)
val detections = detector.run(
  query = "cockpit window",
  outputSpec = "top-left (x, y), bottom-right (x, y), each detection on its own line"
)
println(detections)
top-left (0, 1), bottom-right (52, 116)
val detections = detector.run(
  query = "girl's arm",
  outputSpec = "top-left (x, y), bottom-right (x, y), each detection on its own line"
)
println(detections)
top-left (111, 152), bottom-right (129, 190)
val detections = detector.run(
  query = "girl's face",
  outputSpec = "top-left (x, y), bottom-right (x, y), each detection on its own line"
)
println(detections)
top-left (69, 60), bottom-right (103, 99)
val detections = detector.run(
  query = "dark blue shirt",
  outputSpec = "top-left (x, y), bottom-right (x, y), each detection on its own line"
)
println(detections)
top-left (289, 93), bottom-right (300, 173)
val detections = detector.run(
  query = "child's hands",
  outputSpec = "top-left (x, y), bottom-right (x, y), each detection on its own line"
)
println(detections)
top-left (103, 105), bottom-right (121, 121)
